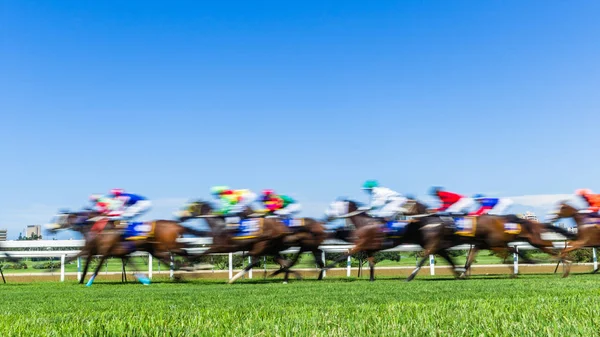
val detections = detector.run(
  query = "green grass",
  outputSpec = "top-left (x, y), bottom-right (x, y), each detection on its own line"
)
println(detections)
top-left (1, 274), bottom-right (599, 336)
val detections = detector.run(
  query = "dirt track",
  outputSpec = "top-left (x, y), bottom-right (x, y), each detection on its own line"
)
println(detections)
top-left (3, 263), bottom-right (596, 282)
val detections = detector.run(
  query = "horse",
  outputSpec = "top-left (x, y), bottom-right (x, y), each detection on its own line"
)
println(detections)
top-left (45, 209), bottom-right (133, 281)
top-left (324, 198), bottom-right (574, 281)
top-left (177, 200), bottom-right (325, 283)
top-left (457, 210), bottom-right (575, 278)
top-left (547, 201), bottom-right (600, 277)
top-left (323, 198), bottom-right (466, 281)
top-left (46, 209), bottom-right (208, 286)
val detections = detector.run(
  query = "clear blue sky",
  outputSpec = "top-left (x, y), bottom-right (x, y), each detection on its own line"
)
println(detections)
top-left (1, 1), bottom-right (598, 238)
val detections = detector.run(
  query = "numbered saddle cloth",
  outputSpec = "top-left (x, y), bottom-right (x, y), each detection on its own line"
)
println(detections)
top-left (454, 217), bottom-right (477, 236)
top-left (281, 218), bottom-right (305, 228)
top-left (233, 218), bottom-right (263, 239)
top-left (504, 222), bottom-right (521, 234)
top-left (384, 220), bottom-right (409, 238)
top-left (123, 221), bottom-right (155, 241)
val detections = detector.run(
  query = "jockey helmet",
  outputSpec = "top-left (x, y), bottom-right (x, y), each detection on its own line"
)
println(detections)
top-left (89, 194), bottom-right (103, 202)
top-left (472, 194), bottom-right (485, 199)
top-left (429, 186), bottom-right (443, 196)
top-left (362, 180), bottom-right (379, 189)
top-left (110, 188), bottom-right (124, 196)
top-left (211, 186), bottom-right (229, 196)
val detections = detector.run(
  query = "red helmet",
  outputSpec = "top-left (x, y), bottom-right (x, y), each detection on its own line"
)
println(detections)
top-left (575, 188), bottom-right (592, 196)
top-left (110, 188), bottom-right (124, 196)
top-left (262, 189), bottom-right (274, 196)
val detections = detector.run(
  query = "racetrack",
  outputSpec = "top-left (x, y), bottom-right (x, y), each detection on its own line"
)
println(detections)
top-left (1, 274), bottom-right (598, 336)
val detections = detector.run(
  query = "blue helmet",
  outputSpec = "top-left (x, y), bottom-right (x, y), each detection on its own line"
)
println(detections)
top-left (473, 194), bottom-right (485, 199)
top-left (429, 186), bottom-right (442, 195)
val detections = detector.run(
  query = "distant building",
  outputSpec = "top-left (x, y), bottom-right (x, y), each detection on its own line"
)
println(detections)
top-left (517, 211), bottom-right (538, 222)
top-left (0, 229), bottom-right (6, 241)
top-left (25, 225), bottom-right (42, 239)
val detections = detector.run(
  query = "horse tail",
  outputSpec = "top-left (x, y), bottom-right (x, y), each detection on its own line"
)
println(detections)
top-left (504, 215), bottom-right (577, 240)
top-left (539, 223), bottom-right (577, 240)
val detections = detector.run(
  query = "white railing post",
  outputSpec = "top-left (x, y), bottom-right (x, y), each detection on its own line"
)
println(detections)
top-left (248, 256), bottom-right (253, 279)
top-left (347, 255), bottom-right (351, 277)
top-left (148, 253), bottom-right (153, 279)
top-left (77, 256), bottom-right (81, 282)
top-left (513, 245), bottom-right (518, 275)
top-left (593, 248), bottom-right (598, 271)
top-left (60, 254), bottom-right (65, 282)
top-left (228, 253), bottom-right (233, 280)
top-left (322, 251), bottom-right (326, 278)
top-left (170, 254), bottom-right (174, 279)
top-left (429, 254), bottom-right (435, 275)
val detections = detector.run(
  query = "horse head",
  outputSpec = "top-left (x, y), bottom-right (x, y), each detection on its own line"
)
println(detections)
top-left (547, 201), bottom-right (579, 222)
top-left (324, 198), bottom-right (368, 221)
top-left (45, 209), bottom-right (97, 233)
top-left (176, 200), bottom-right (215, 221)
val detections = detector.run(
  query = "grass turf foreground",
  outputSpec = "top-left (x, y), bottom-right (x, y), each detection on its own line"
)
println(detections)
top-left (0, 275), bottom-right (599, 337)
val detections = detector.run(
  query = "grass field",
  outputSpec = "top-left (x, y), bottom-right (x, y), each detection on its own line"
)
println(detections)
top-left (1, 274), bottom-right (599, 336)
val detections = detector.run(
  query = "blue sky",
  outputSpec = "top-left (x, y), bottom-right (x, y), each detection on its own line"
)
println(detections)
top-left (1, 1), bottom-right (598, 239)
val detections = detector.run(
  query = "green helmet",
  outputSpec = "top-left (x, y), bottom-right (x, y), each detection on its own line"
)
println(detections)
top-left (210, 186), bottom-right (229, 195)
top-left (362, 180), bottom-right (379, 189)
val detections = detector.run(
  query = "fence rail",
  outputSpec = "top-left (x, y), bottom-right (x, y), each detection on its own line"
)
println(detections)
top-left (1, 232), bottom-right (596, 282)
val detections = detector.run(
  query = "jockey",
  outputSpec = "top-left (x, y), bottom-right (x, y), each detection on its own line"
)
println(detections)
top-left (469, 194), bottom-right (514, 216)
top-left (361, 180), bottom-right (408, 220)
top-left (575, 189), bottom-right (600, 214)
top-left (210, 186), bottom-right (238, 215)
top-left (210, 186), bottom-right (258, 218)
top-left (104, 188), bottom-right (152, 221)
top-left (429, 186), bottom-right (474, 215)
top-left (259, 189), bottom-right (301, 218)
top-left (89, 194), bottom-right (115, 216)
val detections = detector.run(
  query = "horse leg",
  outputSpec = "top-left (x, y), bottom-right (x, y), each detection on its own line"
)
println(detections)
top-left (121, 257), bottom-right (128, 283)
top-left (80, 255), bottom-right (93, 284)
top-left (86, 255), bottom-right (109, 287)
top-left (269, 248), bottom-right (304, 280)
top-left (0, 266), bottom-right (5, 284)
top-left (325, 246), bottom-right (361, 270)
top-left (276, 254), bottom-right (302, 283)
top-left (461, 246), bottom-right (480, 279)
top-left (407, 254), bottom-right (429, 282)
top-left (313, 248), bottom-right (326, 280)
top-left (126, 256), bottom-right (151, 285)
top-left (436, 249), bottom-right (461, 279)
top-left (558, 240), bottom-right (588, 278)
top-left (366, 253), bottom-right (376, 282)
top-left (228, 256), bottom-right (261, 284)
top-left (489, 247), bottom-right (517, 278)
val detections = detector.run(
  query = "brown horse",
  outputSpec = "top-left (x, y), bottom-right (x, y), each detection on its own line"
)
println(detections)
top-left (177, 200), bottom-right (328, 283)
top-left (458, 212), bottom-right (575, 278)
top-left (324, 199), bottom-right (466, 281)
top-left (45, 209), bottom-right (131, 282)
top-left (324, 198), bottom-right (573, 281)
top-left (547, 201), bottom-right (600, 277)
top-left (46, 209), bottom-right (207, 285)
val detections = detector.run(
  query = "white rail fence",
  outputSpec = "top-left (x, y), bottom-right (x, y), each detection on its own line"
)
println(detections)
top-left (1, 233), bottom-right (597, 282)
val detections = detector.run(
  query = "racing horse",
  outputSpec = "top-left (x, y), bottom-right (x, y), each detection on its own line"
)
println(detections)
top-left (323, 198), bottom-right (466, 282)
top-left (177, 200), bottom-right (327, 283)
top-left (547, 201), bottom-right (599, 277)
top-left (45, 209), bottom-right (132, 282)
top-left (46, 210), bottom-right (208, 286)
top-left (458, 210), bottom-right (576, 278)
top-left (324, 198), bottom-right (573, 281)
